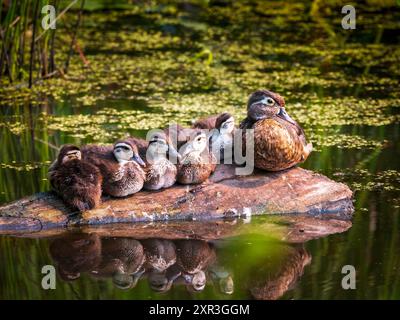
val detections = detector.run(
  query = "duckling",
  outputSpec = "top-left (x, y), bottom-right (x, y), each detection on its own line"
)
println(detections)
top-left (48, 145), bottom-right (103, 212)
top-left (82, 140), bottom-right (146, 197)
top-left (239, 89), bottom-right (312, 171)
top-left (177, 131), bottom-right (217, 184)
top-left (132, 133), bottom-right (180, 191)
top-left (193, 113), bottom-right (235, 163)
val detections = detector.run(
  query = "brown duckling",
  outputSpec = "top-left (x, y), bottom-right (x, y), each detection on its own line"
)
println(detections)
top-left (193, 113), bottom-right (235, 163)
top-left (177, 131), bottom-right (217, 184)
top-left (48, 145), bottom-right (102, 212)
top-left (82, 139), bottom-right (146, 197)
top-left (240, 89), bottom-right (312, 171)
top-left (129, 132), bottom-right (180, 191)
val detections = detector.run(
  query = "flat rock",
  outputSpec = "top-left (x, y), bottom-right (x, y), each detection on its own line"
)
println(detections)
top-left (0, 165), bottom-right (354, 234)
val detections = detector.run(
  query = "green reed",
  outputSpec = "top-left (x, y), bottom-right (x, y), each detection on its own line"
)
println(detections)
top-left (0, 0), bottom-right (84, 85)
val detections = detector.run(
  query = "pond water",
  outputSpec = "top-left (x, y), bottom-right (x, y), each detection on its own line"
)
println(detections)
top-left (0, 1), bottom-right (399, 299)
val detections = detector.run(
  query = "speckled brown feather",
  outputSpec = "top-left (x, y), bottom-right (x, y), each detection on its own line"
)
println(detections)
top-left (192, 114), bottom-right (220, 129)
top-left (142, 239), bottom-right (177, 272)
top-left (127, 136), bottom-right (178, 190)
top-left (175, 240), bottom-right (216, 274)
top-left (177, 151), bottom-right (216, 184)
top-left (81, 144), bottom-right (145, 197)
top-left (243, 117), bottom-right (312, 171)
top-left (91, 238), bottom-right (145, 277)
top-left (49, 158), bottom-right (102, 212)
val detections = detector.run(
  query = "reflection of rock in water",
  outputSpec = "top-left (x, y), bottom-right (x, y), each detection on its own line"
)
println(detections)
top-left (249, 246), bottom-right (311, 300)
top-left (49, 233), bottom-right (101, 281)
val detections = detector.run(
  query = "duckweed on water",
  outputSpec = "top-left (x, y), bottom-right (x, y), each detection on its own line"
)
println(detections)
top-left (0, 1), bottom-right (399, 166)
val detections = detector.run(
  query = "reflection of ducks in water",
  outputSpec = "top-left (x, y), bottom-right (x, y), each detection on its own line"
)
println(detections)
top-left (49, 233), bottom-right (101, 281)
top-left (49, 235), bottom-right (239, 295)
top-left (175, 240), bottom-right (216, 291)
top-left (148, 264), bottom-right (182, 293)
top-left (90, 238), bottom-right (146, 290)
top-left (249, 246), bottom-right (311, 300)
top-left (142, 239), bottom-right (177, 272)
top-left (209, 266), bottom-right (234, 295)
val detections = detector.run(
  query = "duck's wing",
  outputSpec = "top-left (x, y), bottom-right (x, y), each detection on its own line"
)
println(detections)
top-left (192, 114), bottom-right (219, 129)
top-left (81, 144), bottom-right (119, 181)
top-left (276, 108), bottom-right (308, 142)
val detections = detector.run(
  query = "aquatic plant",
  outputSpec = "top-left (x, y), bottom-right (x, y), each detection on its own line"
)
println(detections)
top-left (0, 0), bottom-right (85, 85)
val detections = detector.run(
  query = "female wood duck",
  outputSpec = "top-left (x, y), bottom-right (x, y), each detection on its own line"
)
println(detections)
top-left (81, 140), bottom-right (146, 197)
top-left (193, 113), bottom-right (235, 162)
top-left (128, 133), bottom-right (180, 191)
top-left (177, 131), bottom-right (217, 184)
top-left (240, 89), bottom-right (312, 171)
top-left (48, 145), bottom-right (103, 212)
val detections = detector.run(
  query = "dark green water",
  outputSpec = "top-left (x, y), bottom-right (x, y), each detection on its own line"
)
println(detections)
top-left (0, 1), bottom-right (399, 299)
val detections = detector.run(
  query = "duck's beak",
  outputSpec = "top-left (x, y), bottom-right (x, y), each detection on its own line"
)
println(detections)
top-left (168, 144), bottom-right (181, 162)
top-left (277, 107), bottom-right (298, 126)
top-left (132, 154), bottom-right (146, 167)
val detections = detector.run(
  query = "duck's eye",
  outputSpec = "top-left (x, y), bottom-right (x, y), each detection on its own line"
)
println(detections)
top-left (266, 98), bottom-right (274, 105)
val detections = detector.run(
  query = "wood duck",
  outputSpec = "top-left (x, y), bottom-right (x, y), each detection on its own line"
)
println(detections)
top-left (240, 89), bottom-right (312, 171)
top-left (193, 113), bottom-right (235, 162)
top-left (177, 131), bottom-right (217, 184)
top-left (127, 133), bottom-right (180, 191)
top-left (48, 145), bottom-right (103, 212)
top-left (81, 139), bottom-right (146, 197)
